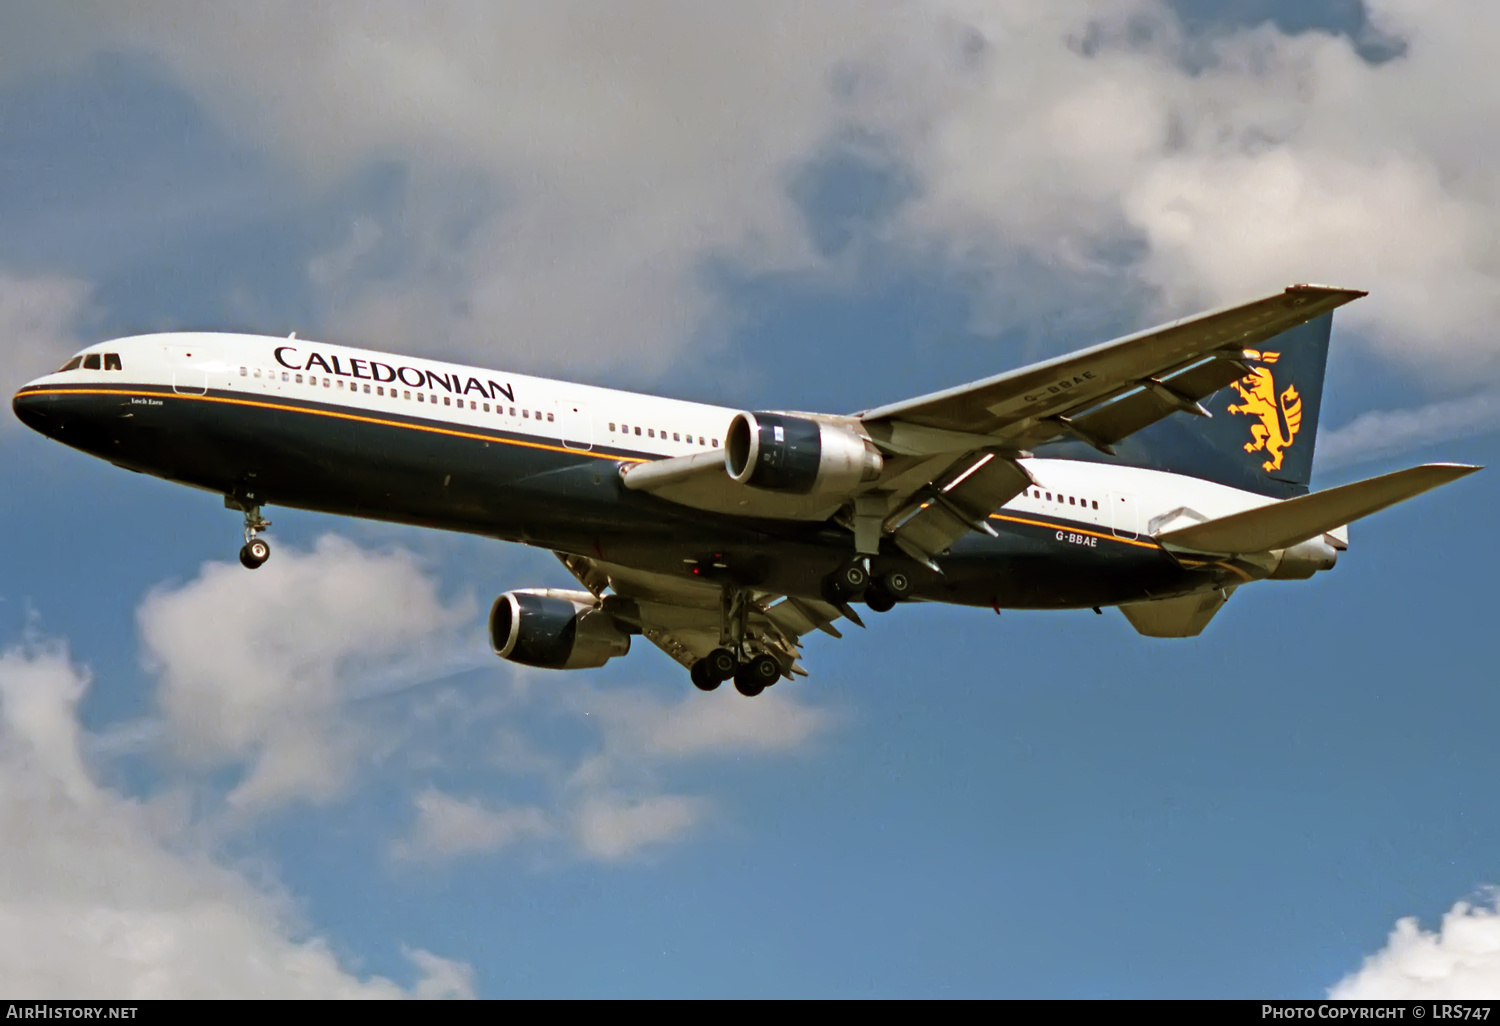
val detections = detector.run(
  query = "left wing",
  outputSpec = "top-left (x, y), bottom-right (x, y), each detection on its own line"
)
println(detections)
top-left (555, 552), bottom-right (848, 679)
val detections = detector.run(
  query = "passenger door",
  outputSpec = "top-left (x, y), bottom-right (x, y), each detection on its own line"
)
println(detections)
top-left (1108, 492), bottom-right (1139, 539)
top-left (556, 398), bottom-right (593, 452)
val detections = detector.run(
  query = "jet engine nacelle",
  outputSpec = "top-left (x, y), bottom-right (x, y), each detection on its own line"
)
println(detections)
top-left (725, 412), bottom-right (882, 495)
top-left (489, 589), bottom-right (631, 670)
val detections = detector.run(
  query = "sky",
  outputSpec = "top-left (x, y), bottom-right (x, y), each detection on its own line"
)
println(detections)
top-left (0, 0), bottom-right (1498, 999)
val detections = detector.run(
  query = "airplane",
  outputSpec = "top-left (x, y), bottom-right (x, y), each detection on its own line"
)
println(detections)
top-left (11, 284), bottom-right (1480, 696)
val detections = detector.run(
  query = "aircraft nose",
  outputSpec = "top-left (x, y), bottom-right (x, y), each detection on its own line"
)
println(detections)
top-left (11, 378), bottom-right (66, 438)
top-left (11, 382), bottom-right (52, 434)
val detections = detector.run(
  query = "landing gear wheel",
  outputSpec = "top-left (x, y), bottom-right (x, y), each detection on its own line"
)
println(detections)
top-left (734, 654), bottom-right (782, 696)
top-left (690, 660), bottom-right (721, 692)
top-left (239, 538), bottom-right (270, 569)
top-left (733, 673), bottom-right (764, 698)
top-left (880, 570), bottom-right (912, 600)
top-left (865, 584), bottom-right (896, 613)
top-left (705, 647), bottom-right (738, 682)
top-left (822, 560), bottom-right (869, 604)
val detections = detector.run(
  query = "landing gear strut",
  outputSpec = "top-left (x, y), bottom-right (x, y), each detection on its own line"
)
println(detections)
top-left (237, 504), bottom-right (272, 570)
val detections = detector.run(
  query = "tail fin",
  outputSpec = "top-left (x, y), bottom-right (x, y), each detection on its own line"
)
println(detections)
top-left (1040, 310), bottom-right (1337, 498)
top-left (1185, 312), bottom-right (1333, 496)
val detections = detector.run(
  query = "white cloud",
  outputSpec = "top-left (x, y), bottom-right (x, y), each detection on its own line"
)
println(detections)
top-left (0, 640), bottom-right (473, 998)
top-left (137, 534), bottom-right (478, 814)
top-left (572, 793), bottom-right (707, 862)
top-left (557, 686), bottom-right (829, 859)
top-left (1317, 392), bottom-right (1500, 470)
top-left (393, 682), bottom-right (832, 864)
top-left (10, 3), bottom-right (1500, 399)
top-left (392, 789), bottom-right (551, 862)
top-left (1331, 895), bottom-right (1500, 999)
top-left (891, 2), bottom-right (1500, 381)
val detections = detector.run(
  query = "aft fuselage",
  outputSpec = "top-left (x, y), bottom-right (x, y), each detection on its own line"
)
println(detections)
top-left (13, 333), bottom-right (1280, 609)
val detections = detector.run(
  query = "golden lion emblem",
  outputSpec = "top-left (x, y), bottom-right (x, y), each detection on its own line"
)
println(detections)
top-left (1227, 350), bottom-right (1301, 472)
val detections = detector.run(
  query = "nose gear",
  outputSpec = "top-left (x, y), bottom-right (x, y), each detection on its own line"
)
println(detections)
top-left (229, 496), bottom-right (272, 570)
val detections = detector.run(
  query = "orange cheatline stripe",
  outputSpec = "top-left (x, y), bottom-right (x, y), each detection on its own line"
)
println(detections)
top-left (16, 387), bottom-right (651, 464)
top-left (988, 511), bottom-right (1162, 551)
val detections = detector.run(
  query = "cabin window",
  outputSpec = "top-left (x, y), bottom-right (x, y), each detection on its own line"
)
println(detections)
top-left (673, 432), bottom-right (680, 441)
top-left (363, 384), bottom-right (370, 393)
top-left (323, 378), bottom-right (330, 387)
top-left (1069, 496), bottom-right (1075, 505)
top-left (1045, 492), bottom-right (1051, 501)
top-left (635, 427), bottom-right (642, 436)
top-left (522, 409), bottom-right (529, 418)
top-left (376, 386), bottom-right (384, 396)
top-left (546, 412), bottom-right (554, 422)
top-left (1092, 500), bottom-right (1099, 509)
top-left (58, 356), bottom-right (83, 372)
top-left (698, 436), bottom-right (705, 445)
top-left (483, 403), bottom-right (490, 412)
top-left (105, 353), bottom-right (122, 371)
top-left (711, 438), bottom-right (718, 447)
top-left (254, 368), bottom-right (262, 378)
top-left (403, 390), bottom-right (411, 399)
top-left (648, 429), bottom-right (655, 438)
top-left (418, 393), bottom-right (425, 402)
top-left (443, 396), bottom-right (450, 406)
top-left (337, 379), bottom-right (344, 388)
top-left (609, 422), bottom-right (616, 432)
top-left (281, 371), bottom-right (288, 381)
top-left (239, 366), bottom-right (248, 376)
top-left (508, 407), bottom-right (516, 416)
top-left (295, 374), bottom-right (303, 383)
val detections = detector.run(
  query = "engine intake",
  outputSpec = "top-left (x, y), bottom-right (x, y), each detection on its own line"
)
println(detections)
top-left (725, 412), bottom-right (882, 495)
top-left (489, 589), bottom-right (631, 670)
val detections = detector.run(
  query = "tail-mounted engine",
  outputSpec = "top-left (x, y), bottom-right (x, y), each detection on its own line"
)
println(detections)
top-left (489, 589), bottom-right (631, 670)
top-left (725, 412), bottom-right (882, 495)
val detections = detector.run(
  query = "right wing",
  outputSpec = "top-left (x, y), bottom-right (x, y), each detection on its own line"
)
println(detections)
top-left (622, 286), bottom-right (1368, 564)
top-left (857, 285), bottom-right (1366, 447)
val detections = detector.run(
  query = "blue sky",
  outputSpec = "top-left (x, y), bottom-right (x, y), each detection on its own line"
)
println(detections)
top-left (1, 0), bottom-right (1498, 999)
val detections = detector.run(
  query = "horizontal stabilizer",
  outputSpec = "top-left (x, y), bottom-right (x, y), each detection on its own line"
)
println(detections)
top-left (1158, 463), bottom-right (1481, 554)
top-left (1120, 588), bottom-right (1234, 638)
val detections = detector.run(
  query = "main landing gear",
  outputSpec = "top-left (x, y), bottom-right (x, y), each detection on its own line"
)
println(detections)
top-left (689, 647), bottom-right (781, 698)
top-left (237, 505), bottom-right (272, 570)
top-left (822, 559), bottom-right (911, 613)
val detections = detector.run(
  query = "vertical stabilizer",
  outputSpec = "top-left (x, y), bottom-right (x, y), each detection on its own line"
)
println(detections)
top-left (1037, 312), bottom-right (1336, 498)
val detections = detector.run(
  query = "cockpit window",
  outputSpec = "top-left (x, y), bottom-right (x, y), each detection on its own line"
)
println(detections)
top-left (103, 353), bottom-right (122, 371)
top-left (58, 356), bottom-right (83, 372)
top-left (83, 354), bottom-right (101, 370)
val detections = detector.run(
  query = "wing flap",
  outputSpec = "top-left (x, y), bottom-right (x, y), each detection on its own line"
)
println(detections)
top-left (1158, 463), bottom-right (1481, 554)
top-left (885, 451), bottom-right (1033, 557)
top-left (1068, 355), bottom-right (1249, 446)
